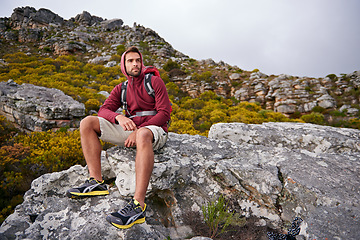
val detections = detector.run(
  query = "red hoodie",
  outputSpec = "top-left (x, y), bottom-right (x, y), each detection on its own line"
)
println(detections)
top-left (97, 50), bottom-right (171, 132)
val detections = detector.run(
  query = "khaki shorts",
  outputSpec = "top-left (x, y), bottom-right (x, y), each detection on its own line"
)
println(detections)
top-left (98, 117), bottom-right (168, 151)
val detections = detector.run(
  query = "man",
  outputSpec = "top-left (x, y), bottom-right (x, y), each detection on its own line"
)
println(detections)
top-left (66, 46), bottom-right (171, 229)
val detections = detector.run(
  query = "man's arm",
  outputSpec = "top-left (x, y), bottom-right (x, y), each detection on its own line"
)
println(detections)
top-left (97, 84), bottom-right (122, 123)
top-left (98, 84), bottom-right (137, 131)
top-left (98, 83), bottom-right (136, 131)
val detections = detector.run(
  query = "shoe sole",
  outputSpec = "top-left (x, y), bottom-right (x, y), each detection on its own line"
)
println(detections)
top-left (108, 217), bottom-right (145, 229)
top-left (66, 190), bottom-right (109, 198)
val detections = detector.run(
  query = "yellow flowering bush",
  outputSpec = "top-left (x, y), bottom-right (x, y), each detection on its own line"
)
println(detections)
top-left (0, 53), bottom-right (122, 113)
top-left (15, 130), bottom-right (84, 171)
top-left (85, 98), bottom-right (102, 111)
top-left (0, 119), bottom-right (86, 223)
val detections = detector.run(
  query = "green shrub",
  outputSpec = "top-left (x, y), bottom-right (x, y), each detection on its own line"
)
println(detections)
top-left (110, 54), bottom-right (121, 62)
top-left (329, 110), bottom-right (346, 117)
top-left (163, 59), bottom-right (181, 72)
top-left (192, 71), bottom-right (212, 82)
top-left (312, 106), bottom-right (326, 113)
top-left (166, 82), bottom-right (180, 96)
top-left (348, 118), bottom-right (360, 129)
top-left (116, 45), bottom-right (126, 56)
top-left (199, 91), bottom-right (221, 101)
top-left (326, 74), bottom-right (338, 81)
top-left (0, 116), bottom-right (19, 144)
top-left (43, 46), bottom-right (52, 52)
top-left (301, 112), bottom-right (325, 125)
top-left (159, 69), bottom-right (170, 83)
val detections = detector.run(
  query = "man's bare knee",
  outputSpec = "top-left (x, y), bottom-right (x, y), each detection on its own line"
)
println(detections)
top-left (136, 128), bottom-right (153, 144)
top-left (80, 116), bottom-right (100, 135)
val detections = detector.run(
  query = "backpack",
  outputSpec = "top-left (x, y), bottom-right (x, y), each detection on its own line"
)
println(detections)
top-left (120, 66), bottom-right (171, 118)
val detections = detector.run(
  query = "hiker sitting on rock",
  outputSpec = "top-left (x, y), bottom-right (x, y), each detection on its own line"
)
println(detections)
top-left (66, 46), bottom-right (171, 229)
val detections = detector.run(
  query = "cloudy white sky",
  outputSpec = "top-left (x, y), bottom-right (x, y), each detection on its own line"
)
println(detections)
top-left (1, 0), bottom-right (359, 78)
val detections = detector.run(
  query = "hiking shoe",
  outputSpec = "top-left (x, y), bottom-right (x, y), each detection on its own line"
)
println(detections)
top-left (66, 177), bottom-right (109, 198)
top-left (106, 199), bottom-right (146, 229)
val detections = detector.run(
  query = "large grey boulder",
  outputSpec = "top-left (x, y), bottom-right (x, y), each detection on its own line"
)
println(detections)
top-left (0, 123), bottom-right (359, 239)
top-left (209, 122), bottom-right (360, 239)
top-left (0, 81), bottom-right (85, 131)
top-left (101, 19), bottom-right (124, 31)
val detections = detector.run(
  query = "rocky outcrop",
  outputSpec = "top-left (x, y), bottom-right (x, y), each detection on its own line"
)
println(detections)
top-left (0, 7), bottom-right (180, 62)
top-left (0, 80), bottom-right (85, 131)
top-left (231, 71), bottom-right (360, 116)
top-left (169, 65), bottom-right (360, 116)
top-left (1, 122), bottom-right (359, 239)
top-left (53, 41), bottom-right (87, 55)
top-left (101, 19), bottom-right (124, 31)
top-left (10, 6), bottom-right (64, 29)
top-left (73, 11), bottom-right (103, 26)
top-left (18, 28), bottom-right (41, 42)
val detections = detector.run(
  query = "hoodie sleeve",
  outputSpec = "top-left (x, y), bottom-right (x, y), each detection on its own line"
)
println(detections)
top-left (97, 83), bottom-right (123, 123)
top-left (138, 76), bottom-right (171, 128)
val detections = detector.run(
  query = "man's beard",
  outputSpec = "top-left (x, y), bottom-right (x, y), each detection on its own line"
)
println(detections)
top-left (128, 71), bottom-right (141, 77)
top-left (126, 66), bottom-right (141, 77)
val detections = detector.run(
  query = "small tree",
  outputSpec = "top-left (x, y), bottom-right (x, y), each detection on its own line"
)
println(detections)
top-left (202, 195), bottom-right (233, 239)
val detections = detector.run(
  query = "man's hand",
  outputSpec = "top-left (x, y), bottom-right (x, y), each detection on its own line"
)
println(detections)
top-left (124, 130), bottom-right (137, 148)
top-left (115, 115), bottom-right (137, 131)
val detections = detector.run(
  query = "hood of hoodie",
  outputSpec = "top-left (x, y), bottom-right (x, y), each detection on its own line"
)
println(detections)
top-left (120, 49), bottom-right (146, 84)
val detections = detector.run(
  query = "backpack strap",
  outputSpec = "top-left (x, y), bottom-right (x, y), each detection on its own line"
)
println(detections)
top-left (128, 110), bottom-right (158, 118)
top-left (120, 80), bottom-right (130, 116)
top-left (144, 73), bottom-right (155, 98)
top-left (120, 78), bottom-right (157, 118)
top-left (144, 71), bottom-right (173, 113)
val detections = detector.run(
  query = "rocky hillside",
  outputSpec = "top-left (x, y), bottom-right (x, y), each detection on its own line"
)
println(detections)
top-left (0, 7), bottom-right (359, 240)
top-left (1, 122), bottom-right (359, 239)
top-left (0, 6), bottom-right (359, 123)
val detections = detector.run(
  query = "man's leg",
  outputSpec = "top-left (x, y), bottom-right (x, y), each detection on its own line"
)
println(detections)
top-left (66, 116), bottom-right (108, 198)
top-left (133, 127), bottom-right (154, 209)
top-left (79, 116), bottom-right (103, 181)
top-left (106, 126), bottom-right (167, 229)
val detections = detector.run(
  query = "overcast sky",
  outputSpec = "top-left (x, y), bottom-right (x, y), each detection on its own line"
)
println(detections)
top-left (1, 0), bottom-right (359, 78)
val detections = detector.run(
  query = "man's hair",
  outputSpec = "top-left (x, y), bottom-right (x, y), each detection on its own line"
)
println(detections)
top-left (125, 46), bottom-right (141, 60)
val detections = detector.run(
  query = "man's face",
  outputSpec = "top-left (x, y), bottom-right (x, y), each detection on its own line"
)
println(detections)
top-left (125, 52), bottom-right (141, 77)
